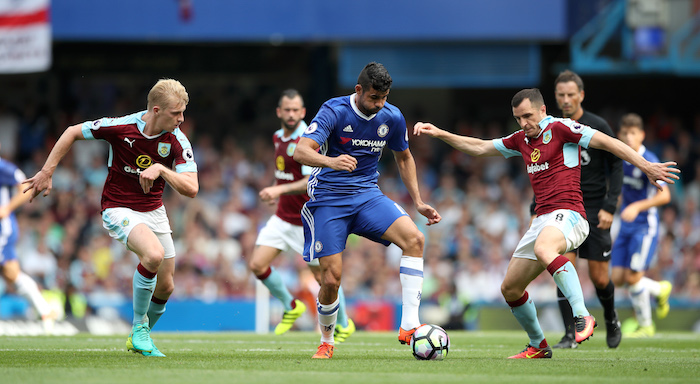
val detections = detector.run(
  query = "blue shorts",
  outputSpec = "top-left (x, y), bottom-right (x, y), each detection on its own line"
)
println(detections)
top-left (611, 228), bottom-right (659, 272)
top-left (301, 189), bottom-right (409, 261)
top-left (0, 217), bottom-right (19, 264)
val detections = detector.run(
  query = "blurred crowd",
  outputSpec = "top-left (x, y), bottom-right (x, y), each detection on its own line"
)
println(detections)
top-left (0, 83), bottom-right (699, 326)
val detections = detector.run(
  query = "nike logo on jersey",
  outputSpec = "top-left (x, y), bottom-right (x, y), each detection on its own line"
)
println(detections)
top-left (124, 137), bottom-right (135, 147)
top-left (343, 125), bottom-right (353, 132)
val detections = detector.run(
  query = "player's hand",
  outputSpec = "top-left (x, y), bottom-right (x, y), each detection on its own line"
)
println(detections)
top-left (597, 209), bottom-right (613, 229)
top-left (259, 186), bottom-right (280, 205)
top-left (0, 205), bottom-right (9, 219)
top-left (139, 164), bottom-right (162, 194)
top-left (416, 202), bottom-right (441, 226)
top-left (647, 161), bottom-right (680, 191)
top-left (329, 154), bottom-right (357, 172)
top-left (620, 204), bottom-right (640, 223)
top-left (413, 122), bottom-right (443, 138)
top-left (22, 169), bottom-right (53, 202)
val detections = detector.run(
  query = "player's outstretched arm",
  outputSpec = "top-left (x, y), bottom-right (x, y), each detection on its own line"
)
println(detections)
top-left (393, 149), bottom-right (441, 226)
top-left (23, 124), bottom-right (85, 202)
top-left (588, 131), bottom-right (680, 190)
top-left (293, 137), bottom-right (357, 172)
top-left (413, 122), bottom-right (500, 157)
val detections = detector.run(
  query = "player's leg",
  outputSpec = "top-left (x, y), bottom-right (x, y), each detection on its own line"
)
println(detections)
top-left (313, 253), bottom-right (342, 359)
top-left (148, 231), bottom-right (176, 330)
top-left (589, 259), bottom-right (621, 347)
top-left (302, 202), bottom-right (350, 358)
top-left (137, 239), bottom-right (175, 358)
top-left (354, 194), bottom-right (424, 344)
top-left (2, 259), bottom-right (55, 333)
top-left (251, 245), bottom-right (301, 321)
top-left (625, 270), bottom-right (655, 337)
top-left (380, 215), bottom-right (425, 344)
top-left (501, 257), bottom-right (552, 359)
top-left (309, 261), bottom-right (354, 342)
top-left (534, 212), bottom-right (595, 343)
top-left (553, 250), bottom-right (577, 349)
top-left (254, 216), bottom-right (307, 334)
top-left (148, 258), bottom-right (173, 328)
top-left (625, 230), bottom-right (662, 337)
top-left (126, 223), bottom-right (165, 353)
top-left (641, 276), bottom-right (672, 319)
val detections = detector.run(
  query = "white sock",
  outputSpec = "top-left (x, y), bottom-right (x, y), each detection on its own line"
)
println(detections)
top-left (317, 297), bottom-right (339, 344)
top-left (15, 272), bottom-right (51, 317)
top-left (641, 276), bottom-right (662, 297)
top-left (629, 280), bottom-right (652, 327)
top-left (399, 255), bottom-right (423, 330)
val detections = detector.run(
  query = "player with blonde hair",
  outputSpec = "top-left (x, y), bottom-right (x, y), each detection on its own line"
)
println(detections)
top-left (24, 78), bottom-right (198, 357)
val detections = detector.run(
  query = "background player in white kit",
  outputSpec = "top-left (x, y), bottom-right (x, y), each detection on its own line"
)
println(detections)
top-left (413, 88), bottom-right (679, 359)
top-left (250, 89), bottom-right (354, 340)
top-left (24, 79), bottom-right (198, 357)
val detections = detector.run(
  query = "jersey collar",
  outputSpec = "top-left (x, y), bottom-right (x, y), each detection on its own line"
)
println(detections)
top-left (350, 93), bottom-right (376, 121)
top-left (278, 121), bottom-right (308, 142)
top-left (524, 115), bottom-right (552, 144)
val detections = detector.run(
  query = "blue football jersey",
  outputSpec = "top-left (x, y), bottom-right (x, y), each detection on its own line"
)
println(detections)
top-left (619, 145), bottom-right (664, 233)
top-left (302, 94), bottom-right (409, 199)
top-left (0, 158), bottom-right (24, 237)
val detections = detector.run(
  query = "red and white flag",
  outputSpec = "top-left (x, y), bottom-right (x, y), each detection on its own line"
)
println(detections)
top-left (0, 0), bottom-right (51, 73)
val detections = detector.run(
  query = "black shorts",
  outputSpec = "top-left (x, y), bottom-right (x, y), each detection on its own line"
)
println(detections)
top-left (575, 213), bottom-right (612, 262)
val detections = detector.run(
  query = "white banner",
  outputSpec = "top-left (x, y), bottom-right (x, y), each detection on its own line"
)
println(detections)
top-left (0, 0), bottom-right (51, 73)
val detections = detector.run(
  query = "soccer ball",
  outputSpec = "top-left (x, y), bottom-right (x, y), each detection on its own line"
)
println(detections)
top-left (410, 324), bottom-right (450, 360)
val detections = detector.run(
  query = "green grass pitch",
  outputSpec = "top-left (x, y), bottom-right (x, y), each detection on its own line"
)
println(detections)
top-left (1, 330), bottom-right (698, 384)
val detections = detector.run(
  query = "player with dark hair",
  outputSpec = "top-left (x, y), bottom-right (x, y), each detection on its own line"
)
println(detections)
top-left (24, 79), bottom-right (198, 357)
top-left (294, 62), bottom-right (441, 359)
top-left (612, 113), bottom-right (673, 338)
top-left (414, 88), bottom-right (679, 359)
top-left (538, 70), bottom-right (624, 349)
top-left (250, 89), bottom-right (354, 340)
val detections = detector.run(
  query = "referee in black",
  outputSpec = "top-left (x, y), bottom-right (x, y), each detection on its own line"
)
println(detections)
top-left (531, 70), bottom-right (624, 349)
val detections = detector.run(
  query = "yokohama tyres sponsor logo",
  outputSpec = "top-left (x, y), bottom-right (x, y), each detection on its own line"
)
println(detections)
top-left (351, 139), bottom-right (386, 152)
top-left (527, 162), bottom-right (549, 174)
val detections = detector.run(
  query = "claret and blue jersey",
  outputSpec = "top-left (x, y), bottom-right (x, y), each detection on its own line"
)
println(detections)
top-left (493, 115), bottom-right (597, 218)
top-left (81, 111), bottom-right (197, 212)
top-left (302, 93), bottom-right (409, 200)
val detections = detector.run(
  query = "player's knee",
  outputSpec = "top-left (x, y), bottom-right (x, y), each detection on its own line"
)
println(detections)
top-left (141, 247), bottom-right (165, 270)
top-left (321, 277), bottom-right (341, 292)
top-left (248, 259), bottom-right (266, 276)
top-left (400, 230), bottom-right (425, 255)
top-left (590, 274), bottom-right (609, 289)
top-left (532, 243), bottom-right (549, 259)
top-left (611, 275), bottom-right (624, 287)
top-left (624, 275), bottom-right (639, 286)
top-left (321, 270), bottom-right (341, 291)
top-left (500, 282), bottom-right (519, 301)
top-left (156, 279), bottom-right (175, 297)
